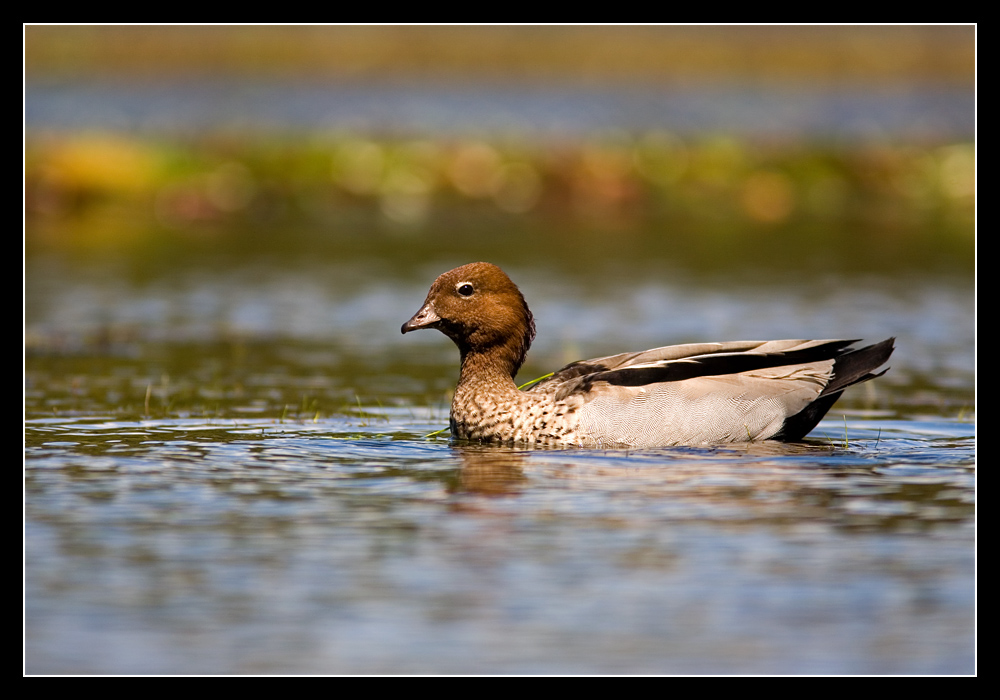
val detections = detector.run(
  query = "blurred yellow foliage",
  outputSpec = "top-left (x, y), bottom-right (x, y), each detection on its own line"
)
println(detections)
top-left (741, 170), bottom-right (796, 224)
top-left (24, 130), bottom-right (974, 236)
top-left (33, 134), bottom-right (162, 196)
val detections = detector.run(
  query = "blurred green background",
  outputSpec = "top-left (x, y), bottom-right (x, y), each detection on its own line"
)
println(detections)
top-left (25, 26), bottom-right (974, 274)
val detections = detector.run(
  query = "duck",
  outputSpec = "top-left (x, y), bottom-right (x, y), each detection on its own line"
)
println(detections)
top-left (401, 262), bottom-right (894, 447)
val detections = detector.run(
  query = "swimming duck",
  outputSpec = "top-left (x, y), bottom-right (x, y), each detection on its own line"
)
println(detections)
top-left (402, 262), bottom-right (894, 447)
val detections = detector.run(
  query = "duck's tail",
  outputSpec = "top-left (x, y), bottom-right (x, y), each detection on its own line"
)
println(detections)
top-left (776, 337), bottom-right (895, 441)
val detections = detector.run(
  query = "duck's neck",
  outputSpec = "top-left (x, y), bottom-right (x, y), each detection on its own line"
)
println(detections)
top-left (456, 345), bottom-right (522, 396)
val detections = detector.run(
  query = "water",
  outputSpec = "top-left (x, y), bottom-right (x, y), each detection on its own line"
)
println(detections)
top-left (25, 247), bottom-right (975, 674)
top-left (24, 425), bottom-right (974, 674)
top-left (25, 79), bottom-right (975, 139)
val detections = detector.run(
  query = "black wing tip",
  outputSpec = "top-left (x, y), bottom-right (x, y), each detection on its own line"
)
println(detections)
top-left (825, 337), bottom-right (895, 395)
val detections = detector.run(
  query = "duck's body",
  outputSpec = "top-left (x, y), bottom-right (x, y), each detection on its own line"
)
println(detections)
top-left (402, 262), bottom-right (893, 448)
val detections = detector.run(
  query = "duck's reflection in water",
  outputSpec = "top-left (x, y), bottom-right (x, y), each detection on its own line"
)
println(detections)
top-left (450, 445), bottom-right (529, 495)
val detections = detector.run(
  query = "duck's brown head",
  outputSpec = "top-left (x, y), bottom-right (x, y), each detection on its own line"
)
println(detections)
top-left (402, 262), bottom-right (536, 375)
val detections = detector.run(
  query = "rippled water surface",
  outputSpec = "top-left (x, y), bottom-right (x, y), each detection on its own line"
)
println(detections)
top-left (25, 243), bottom-right (975, 674)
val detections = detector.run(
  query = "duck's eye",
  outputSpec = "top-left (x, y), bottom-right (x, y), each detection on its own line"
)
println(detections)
top-left (457, 283), bottom-right (475, 297)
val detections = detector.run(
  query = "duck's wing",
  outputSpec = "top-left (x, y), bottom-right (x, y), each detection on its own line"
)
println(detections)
top-left (525, 341), bottom-right (779, 391)
top-left (529, 338), bottom-right (894, 444)
top-left (530, 339), bottom-right (871, 396)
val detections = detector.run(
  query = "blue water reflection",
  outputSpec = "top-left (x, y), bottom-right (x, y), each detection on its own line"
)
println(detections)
top-left (25, 79), bottom-right (975, 139)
